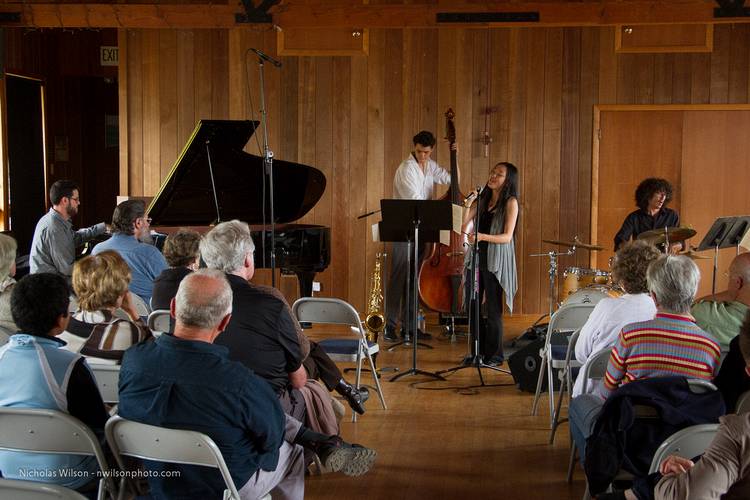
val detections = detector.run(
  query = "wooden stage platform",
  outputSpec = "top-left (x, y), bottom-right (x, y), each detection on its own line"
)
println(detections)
top-left (304, 314), bottom-right (587, 500)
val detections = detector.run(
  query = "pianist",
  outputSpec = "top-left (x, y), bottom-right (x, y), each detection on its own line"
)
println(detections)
top-left (92, 200), bottom-right (167, 305)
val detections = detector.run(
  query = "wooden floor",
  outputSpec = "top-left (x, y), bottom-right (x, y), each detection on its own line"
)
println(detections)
top-left (304, 314), bottom-right (587, 500)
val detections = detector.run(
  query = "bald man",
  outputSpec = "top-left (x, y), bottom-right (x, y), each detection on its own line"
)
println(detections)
top-left (692, 252), bottom-right (750, 349)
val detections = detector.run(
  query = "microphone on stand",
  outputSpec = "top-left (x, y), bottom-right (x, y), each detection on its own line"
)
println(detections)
top-left (250, 48), bottom-right (282, 68)
top-left (462, 185), bottom-right (484, 206)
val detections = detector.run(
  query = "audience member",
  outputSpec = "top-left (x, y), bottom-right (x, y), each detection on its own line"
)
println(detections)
top-left (0, 273), bottom-right (108, 491)
top-left (0, 234), bottom-right (18, 344)
top-left (151, 228), bottom-right (201, 311)
top-left (29, 179), bottom-right (107, 280)
top-left (92, 199), bottom-right (167, 304)
top-left (569, 255), bottom-right (721, 462)
top-left (573, 241), bottom-right (660, 396)
top-left (712, 310), bottom-right (750, 411)
top-left (692, 252), bottom-right (750, 349)
top-left (59, 251), bottom-right (152, 364)
top-left (654, 312), bottom-right (750, 499)
top-left (201, 220), bottom-right (370, 416)
top-left (119, 270), bottom-right (375, 499)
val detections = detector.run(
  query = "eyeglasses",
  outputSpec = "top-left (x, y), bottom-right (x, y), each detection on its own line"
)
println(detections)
top-left (68, 196), bottom-right (80, 202)
top-left (139, 217), bottom-right (152, 224)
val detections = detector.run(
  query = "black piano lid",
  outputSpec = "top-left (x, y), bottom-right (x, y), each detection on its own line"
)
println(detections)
top-left (147, 120), bottom-right (327, 226)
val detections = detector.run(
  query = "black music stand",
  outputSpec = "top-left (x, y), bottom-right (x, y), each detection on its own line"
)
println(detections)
top-left (380, 199), bottom-right (450, 382)
top-left (697, 216), bottom-right (750, 294)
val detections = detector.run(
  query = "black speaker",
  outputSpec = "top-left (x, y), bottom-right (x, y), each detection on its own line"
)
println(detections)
top-left (508, 337), bottom-right (562, 393)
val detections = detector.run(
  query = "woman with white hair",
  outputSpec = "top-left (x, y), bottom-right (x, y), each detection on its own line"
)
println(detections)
top-left (568, 255), bottom-right (722, 475)
top-left (0, 233), bottom-right (18, 344)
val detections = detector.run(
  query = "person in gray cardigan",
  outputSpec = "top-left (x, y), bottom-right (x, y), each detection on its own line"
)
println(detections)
top-left (462, 162), bottom-right (519, 366)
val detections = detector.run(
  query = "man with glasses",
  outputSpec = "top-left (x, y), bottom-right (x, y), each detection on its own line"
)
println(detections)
top-left (30, 179), bottom-right (108, 282)
top-left (92, 199), bottom-right (167, 304)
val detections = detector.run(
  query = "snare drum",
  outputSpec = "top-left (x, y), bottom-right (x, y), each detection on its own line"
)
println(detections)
top-left (562, 267), bottom-right (611, 297)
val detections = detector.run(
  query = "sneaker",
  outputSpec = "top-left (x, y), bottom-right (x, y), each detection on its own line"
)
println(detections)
top-left (316, 436), bottom-right (377, 476)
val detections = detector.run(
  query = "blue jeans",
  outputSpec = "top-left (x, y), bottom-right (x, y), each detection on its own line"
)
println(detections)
top-left (569, 394), bottom-right (604, 464)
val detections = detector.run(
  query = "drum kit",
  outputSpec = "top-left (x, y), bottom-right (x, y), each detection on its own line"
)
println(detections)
top-left (533, 227), bottom-right (702, 315)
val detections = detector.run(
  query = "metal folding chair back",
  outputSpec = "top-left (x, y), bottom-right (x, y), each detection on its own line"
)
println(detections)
top-left (0, 478), bottom-right (88, 500)
top-left (735, 390), bottom-right (750, 413)
top-left (292, 297), bottom-right (387, 421)
top-left (147, 309), bottom-right (171, 336)
top-left (648, 423), bottom-right (720, 474)
top-left (105, 415), bottom-right (241, 500)
top-left (532, 302), bottom-right (597, 422)
top-left (0, 408), bottom-right (116, 500)
top-left (88, 364), bottom-right (120, 405)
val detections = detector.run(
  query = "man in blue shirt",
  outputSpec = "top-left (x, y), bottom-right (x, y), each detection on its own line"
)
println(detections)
top-left (119, 270), bottom-right (375, 499)
top-left (93, 199), bottom-right (167, 304)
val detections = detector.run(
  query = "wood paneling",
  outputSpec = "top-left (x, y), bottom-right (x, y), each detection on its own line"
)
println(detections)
top-left (119, 23), bottom-right (750, 314)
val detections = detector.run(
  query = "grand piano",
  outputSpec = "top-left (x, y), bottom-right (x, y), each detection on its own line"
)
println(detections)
top-left (147, 120), bottom-right (330, 296)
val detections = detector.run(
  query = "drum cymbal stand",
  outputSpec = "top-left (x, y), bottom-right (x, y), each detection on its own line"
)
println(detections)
top-left (530, 245), bottom-right (575, 417)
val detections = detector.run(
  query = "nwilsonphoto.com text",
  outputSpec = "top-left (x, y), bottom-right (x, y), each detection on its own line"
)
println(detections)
top-left (17, 468), bottom-right (181, 479)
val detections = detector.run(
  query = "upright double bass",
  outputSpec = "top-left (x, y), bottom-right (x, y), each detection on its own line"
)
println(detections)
top-left (418, 108), bottom-right (467, 315)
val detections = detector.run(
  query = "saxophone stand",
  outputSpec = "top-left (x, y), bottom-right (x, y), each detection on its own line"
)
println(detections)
top-left (437, 195), bottom-right (510, 384)
top-left (380, 199), bottom-right (450, 383)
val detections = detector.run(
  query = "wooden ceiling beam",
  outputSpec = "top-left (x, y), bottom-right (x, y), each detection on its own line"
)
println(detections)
top-left (273, 2), bottom-right (739, 28)
top-left (0, 1), bottom-right (747, 29)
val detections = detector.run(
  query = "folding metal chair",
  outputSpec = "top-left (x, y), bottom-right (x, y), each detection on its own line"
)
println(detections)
top-left (114, 292), bottom-right (150, 321)
top-left (531, 302), bottom-right (597, 425)
top-left (648, 423), bottom-right (720, 474)
top-left (292, 297), bottom-right (387, 422)
top-left (147, 309), bottom-right (171, 337)
top-left (549, 328), bottom-right (583, 444)
top-left (0, 408), bottom-right (117, 500)
top-left (0, 478), bottom-right (88, 500)
top-left (566, 346), bottom-right (613, 483)
top-left (106, 415), bottom-right (262, 500)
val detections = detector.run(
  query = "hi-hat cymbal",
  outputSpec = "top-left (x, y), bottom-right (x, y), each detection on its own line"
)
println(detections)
top-left (542, 237), bottom-right (604, 251)
top-left (637, 227), bottom-right (697, 246)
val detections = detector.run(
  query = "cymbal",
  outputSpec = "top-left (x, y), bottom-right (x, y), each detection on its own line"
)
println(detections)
top-left (542, 237), bottom-right (604, 251)
top-left (637, 227), bottom-right (697, 246)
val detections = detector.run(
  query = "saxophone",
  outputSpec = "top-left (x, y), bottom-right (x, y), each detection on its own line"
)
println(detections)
top-left (364, 252), bottom-right (385, 342)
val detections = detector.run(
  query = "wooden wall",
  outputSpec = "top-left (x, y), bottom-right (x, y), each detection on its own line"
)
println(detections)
top-left (119, 24), bottom-right (750, 314)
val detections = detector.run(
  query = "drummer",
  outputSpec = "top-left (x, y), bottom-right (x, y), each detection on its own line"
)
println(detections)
top-left (614, 177), bottom-right (683, 253)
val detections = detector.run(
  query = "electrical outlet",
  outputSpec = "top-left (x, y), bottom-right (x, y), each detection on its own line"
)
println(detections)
top-left (312, 281), bottom-right (321, 292)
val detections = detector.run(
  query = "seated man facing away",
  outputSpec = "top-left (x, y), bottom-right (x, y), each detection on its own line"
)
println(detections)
top-left (118, 270), bottom-right (374, 500)
top-left (573, 241), bottom-right (661, 396)
top-left (200, 220), bottom-right (370, 416)
top-left (59, 251), bottom-right (153, 364)
top-left (655, 311), bottom-right (750, 500)
top-left (0, 273), bottom-right (109, 492)
top-left (569, 255), bottom-right (721, 467)
top-left (92, 199), bottom-right (167, 305)
top-left (692, 252), bottom-right (750, 350)
top-left (713, 310), bottom-right (750, 411)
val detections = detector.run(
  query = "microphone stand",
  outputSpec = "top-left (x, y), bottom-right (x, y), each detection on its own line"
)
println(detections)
top-left (257, 56), bottom-right (279, 287)
top-left (437, 195), bottom-right (510, 384)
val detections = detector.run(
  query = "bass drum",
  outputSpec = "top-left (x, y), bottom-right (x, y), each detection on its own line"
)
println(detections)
top-left (563, 284), bottom-right (623, 307)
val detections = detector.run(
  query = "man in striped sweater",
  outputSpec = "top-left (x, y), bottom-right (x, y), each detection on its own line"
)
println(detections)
top-left (569, 254), bottom-right (721, 468)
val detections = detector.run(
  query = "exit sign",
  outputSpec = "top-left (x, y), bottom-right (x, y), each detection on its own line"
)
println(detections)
top-left (100, 46), bottom-right (118, 66)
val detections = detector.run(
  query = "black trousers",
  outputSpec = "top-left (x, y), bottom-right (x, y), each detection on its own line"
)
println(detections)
top-left (466, 252), bottom-right (505, 360)
top-left (303, 341), bottom-right (342, 391)
top-left (385, 241), bottom-right (424, 331)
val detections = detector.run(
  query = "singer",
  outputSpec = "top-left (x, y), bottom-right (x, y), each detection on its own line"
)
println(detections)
top-left (462, 162), bottom-right (519, 366)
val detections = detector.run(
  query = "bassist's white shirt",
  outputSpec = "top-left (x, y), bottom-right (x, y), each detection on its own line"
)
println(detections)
top-left (393, 154), bottom-right (451, 200)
